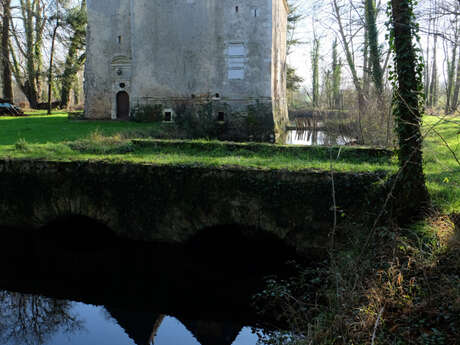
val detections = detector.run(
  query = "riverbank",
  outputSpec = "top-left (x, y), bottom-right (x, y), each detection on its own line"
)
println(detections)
top-left (254, 114), bottom-right (460, 344)
top-left (1, 111), bottom-right (458, 212)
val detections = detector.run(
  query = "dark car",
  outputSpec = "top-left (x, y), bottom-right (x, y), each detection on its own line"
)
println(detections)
top-left (0, 100), bottom-right (25, 116)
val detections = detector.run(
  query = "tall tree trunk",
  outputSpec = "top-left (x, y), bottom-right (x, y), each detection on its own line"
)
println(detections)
top-left (451, 49), bottom-right (460, 110)
top-left (311, 36), bottom-right (320, 108)
top-left (428, 33), bottom-right (438, 107)
top-left (365, 0), bottom-right (384, 95)
top-left (390, 0), bottom-right (430, 223)
top-left (445, 43), bottom-right (457, 113)
top-left (332, 38), bottom-right (342, 109)
top-left (10, 0), bottom-right (46, 108)
top-left (363, 21), bottom-right (370, 97)
top-left (332, 0), bottom-right (365, 142)
top-left (48, 16), bottom-right (59, 115)
top-left (424, 3), bottom-right (431, 102)
top-left (60, 0), bottom-right (87, 108)
top-left (33, 0), bottom-right (44, 100)
top-left (2, 0), bottom-right (13, 101)
top-left (23, 0), bottom-right (39, 107)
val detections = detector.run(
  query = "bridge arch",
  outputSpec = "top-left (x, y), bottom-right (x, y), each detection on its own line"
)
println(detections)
top-left (183, 224), bottom-right (299, 276)
top-left (37, 214), bottom-right (119, 252)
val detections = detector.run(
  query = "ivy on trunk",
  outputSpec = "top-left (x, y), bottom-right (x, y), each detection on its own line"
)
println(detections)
top-left (388, 0), bottom-right (430, 223)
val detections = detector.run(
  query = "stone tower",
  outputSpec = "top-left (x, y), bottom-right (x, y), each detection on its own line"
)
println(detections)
top-left (85, 0), bottom-right (288, 141)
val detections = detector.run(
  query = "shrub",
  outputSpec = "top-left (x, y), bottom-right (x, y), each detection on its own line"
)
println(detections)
top-left (15, 138), bottom-right (30, 152)
top-left (69, 129), bottom-right (135, 154)
top-left (131, 104), bottom-right (163, 122)
top-left (247, 102), bottom-right (275, 142)
top-left (173, 101), bottom-right (228, 139)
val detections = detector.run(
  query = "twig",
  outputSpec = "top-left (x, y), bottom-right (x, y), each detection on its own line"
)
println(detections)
top-left (371, 307), bottom-right (385, 345)
top-left (432, 128), bottom-right (460, 166)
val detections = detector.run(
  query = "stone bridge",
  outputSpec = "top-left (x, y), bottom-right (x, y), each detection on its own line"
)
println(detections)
top-left (0, 159), bottom-right (385, 255)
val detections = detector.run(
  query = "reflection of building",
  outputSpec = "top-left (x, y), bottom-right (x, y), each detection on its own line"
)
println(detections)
top-left (105, 307), bottom-right (164, 345)
top-left (179, 318), bottom-right (243, 345)
top-left (85, 0), bottom-right (289, 141)
top-left (105, 306), bottom-right (243, 345)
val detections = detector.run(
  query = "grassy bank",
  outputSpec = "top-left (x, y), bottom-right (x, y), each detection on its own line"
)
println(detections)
top-left (0, 112), bottom-right (396, 173)
top-left (254, 114), bottom-right (460, 345)
top-left (0, 112), bottom-right (458, 212)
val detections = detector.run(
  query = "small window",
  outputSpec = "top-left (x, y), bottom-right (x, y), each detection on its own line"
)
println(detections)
top-left (228, 69), bottom-right (245, 80)
top-left (217, 112), bottom-right (225, 122)
top-left (235, 6), bottom-right (239, 12)
top-left (254, 9), bottom-right (258, 17)
top-left (228, 44), bottom-right (245, 57)
top-left (119, 83), bottom-right (126, 89)
top-left (118, 36), bottom-right (122, 44)
top-left (164, 112), bottom-right (172, 122)
top-left (228, 43), bottom-right (246, 80)
top-left (215, 93), bottom-right (220, 98)
top-left (191, 94), bottom-right (196, 99)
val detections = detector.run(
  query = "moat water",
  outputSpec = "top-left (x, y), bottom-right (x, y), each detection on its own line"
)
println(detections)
top-left (0, 218), bottom-right (306, 345)
top-left (286, 129), bottom-right (351, 146)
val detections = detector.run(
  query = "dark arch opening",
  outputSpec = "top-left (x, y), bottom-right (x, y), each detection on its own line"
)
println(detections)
top-left (116, 91), bottom-right (130, 120)
top-left (184, 225), bottom-right (301, 277)
top-left (38, 215), bottom-right (119, 252)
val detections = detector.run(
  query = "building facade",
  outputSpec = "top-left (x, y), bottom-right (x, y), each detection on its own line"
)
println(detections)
top-left (85, 0), bottom-right (288, 141)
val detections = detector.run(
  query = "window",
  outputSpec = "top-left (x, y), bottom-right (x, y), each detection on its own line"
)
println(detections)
top-left (164, 112), bottom-right (172, 122)
top-left (217, 112), bottom-right (225, 122)
top-left (228, 43), bottom-right (246, 80)
top-left (235, 6), bottom-right (239, 12)
top-left (228, 44), bottom-right (245, 56)
top-left (254, 9), bottom-right (258, 17)
top-left (118, 36), bottom-right (122, 44)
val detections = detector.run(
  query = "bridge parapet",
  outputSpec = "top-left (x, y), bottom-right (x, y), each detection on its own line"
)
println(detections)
top-left (0, 159), bottom-right (386, 255)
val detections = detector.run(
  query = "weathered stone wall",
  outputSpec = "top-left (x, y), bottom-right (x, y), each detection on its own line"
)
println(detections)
top-left (131, 0), bottom-right (272, 103)
top-left (85, 0), bottom-right (287, 141)
top-left (85, 0), bottom-right (132, 119)
top-left (0, 159), bottom-right (385, 256)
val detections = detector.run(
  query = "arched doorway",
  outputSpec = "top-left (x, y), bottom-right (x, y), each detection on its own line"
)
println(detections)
top-left (116, 91), bottom-right (130, 120)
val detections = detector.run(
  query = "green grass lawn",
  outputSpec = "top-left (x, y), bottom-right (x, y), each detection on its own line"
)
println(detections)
top-left (423, 115), bottom-right (460, 214)
top-left (0, 112), bottom-right (162, 144)
top-left (0, 111), bottom-right (458, 213)
top-left (0, 112), bottom-right (396, 172)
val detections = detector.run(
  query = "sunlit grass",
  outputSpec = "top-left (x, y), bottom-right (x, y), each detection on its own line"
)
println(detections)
top-left (0, 112), bottom-right (162, 145)
top-left (423, 115), bottom-right (460, 213)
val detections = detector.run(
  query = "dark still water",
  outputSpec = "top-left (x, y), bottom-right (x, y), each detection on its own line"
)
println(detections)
top-left (0, 216), bottom-right (306, 345)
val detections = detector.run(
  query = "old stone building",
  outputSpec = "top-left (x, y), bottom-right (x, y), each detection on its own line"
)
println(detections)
top-left (85, 0), bottom-right (288, 141)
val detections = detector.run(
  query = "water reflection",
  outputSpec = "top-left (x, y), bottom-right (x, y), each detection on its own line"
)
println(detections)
top-left (0, 291), bottom-right (82, 345)
top-left (0, 222), bottom-right (305, 345)
top-left (286, 130), bottom-right (350, 146)
top-left (285, 116), bottom-right (354, 146)
top-left (0, 292), bottom-right (258, 345)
